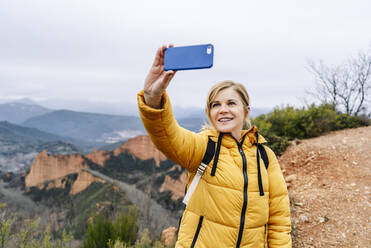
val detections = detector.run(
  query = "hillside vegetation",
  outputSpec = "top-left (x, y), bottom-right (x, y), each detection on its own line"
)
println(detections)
top-left (252, 103), bottom-right (369, 155)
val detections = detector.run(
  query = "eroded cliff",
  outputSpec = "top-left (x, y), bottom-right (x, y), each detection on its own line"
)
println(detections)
top-left (25, 135), bottom-right (183, 199)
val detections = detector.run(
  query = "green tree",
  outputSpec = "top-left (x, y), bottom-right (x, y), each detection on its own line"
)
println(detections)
top-left (82, 208), bottom-right (138, 248)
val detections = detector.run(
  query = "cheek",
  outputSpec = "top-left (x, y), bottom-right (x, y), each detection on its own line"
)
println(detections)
top-left (209, 110), bottom-right (217, 123)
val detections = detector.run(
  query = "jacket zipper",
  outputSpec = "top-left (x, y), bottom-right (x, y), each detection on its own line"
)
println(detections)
top-left (191, 216), bottom-right (204, 248)
top-left (264, 223), bottom-right (267, 248)
top-left (235, 135), bottom-right (248, 248)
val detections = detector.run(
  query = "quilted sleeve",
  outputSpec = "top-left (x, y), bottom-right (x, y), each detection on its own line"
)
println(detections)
top-left (265, 146), bottom-right (292, 247)
top-left (137, 90), bottom-right (207, 172)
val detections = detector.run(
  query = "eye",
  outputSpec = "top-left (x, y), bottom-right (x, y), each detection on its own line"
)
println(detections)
top-left (211, 103), bottom-right (220, 108)
top-left (228, 101), bottom-right (236, 106)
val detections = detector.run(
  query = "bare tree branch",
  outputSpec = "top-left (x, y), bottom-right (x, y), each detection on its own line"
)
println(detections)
top-left (306, 45), bottom-right (371, 116)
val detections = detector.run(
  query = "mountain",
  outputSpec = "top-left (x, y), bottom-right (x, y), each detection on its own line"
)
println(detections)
top-left (22, 135), bottom-right (185, 238)
top-left (21, 110), bottom-right (208, 145)
top-left (24, 135), bottom-right (185, 206)
top-left (178, 117), bottom-right (206, 132)
top-left (3, 121), bottom-right (369, 246)
top-left (0, 121), bottom-right (85, 172)
top-left (22, 110), bottom-right (146, 144)
top-left (0, 102), bottom-right (52, 124)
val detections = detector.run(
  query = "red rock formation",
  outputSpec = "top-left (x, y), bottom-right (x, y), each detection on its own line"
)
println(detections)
top-left (85, 148), bottom-right (111, 166)
top-left (114, 135), bottom-right (167, 166)
top-left (34, 171), bottom-right (105, 195)
top-left (159, 166), bottom-right (188, 200)
top-left (25, 150), bottom-right (88, 187)
top-left (161, 226), bottom-right (177, 247)
top-left (70, 171), bottom-right (105, 194)
top-left (25, 135), bottom-right (170, 195)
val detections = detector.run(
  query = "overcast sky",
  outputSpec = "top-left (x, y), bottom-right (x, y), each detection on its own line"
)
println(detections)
top-left (1, 0), bottom-right (370, 114)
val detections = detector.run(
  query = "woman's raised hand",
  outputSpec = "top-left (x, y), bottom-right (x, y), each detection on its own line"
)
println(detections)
top-left (143, 45), bottom-right (176, 109)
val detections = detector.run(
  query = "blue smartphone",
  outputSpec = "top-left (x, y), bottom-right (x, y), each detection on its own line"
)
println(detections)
top-left (164, 44), bottom-right (214, 71)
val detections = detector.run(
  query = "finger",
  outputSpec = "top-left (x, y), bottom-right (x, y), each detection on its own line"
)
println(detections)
top-left (159, 71), bottom-right (173, 90)
top-left (160, 45), bottom-right (168, 65)
top-left (169, 44), bottom-right (174, 48)
top-left (161, 71), bottom-right (175, 89)
top-left (152, 47), bottom-right (162, 66)
top-left (160, 45), bottom-right (167, 57)
top-left (160, 54), bottom-right (164, 67)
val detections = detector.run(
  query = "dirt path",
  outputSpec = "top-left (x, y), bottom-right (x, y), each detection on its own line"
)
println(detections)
top-left (279, 126), bottom-right (371, 247)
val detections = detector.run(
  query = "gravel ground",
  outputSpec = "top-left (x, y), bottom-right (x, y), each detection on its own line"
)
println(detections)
top-left (279, 126), bottom-right (371, 248)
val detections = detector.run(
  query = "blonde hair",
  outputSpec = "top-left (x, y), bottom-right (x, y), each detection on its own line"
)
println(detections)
top-left (202, 80), bottom-right (251, 130)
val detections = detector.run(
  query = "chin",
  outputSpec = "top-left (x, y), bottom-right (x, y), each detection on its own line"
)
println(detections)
top-left (215, 125), bottom-right (235, 134)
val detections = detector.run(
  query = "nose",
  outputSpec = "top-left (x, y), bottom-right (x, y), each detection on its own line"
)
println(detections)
top-left (219, 103), bottom-right (229, 113)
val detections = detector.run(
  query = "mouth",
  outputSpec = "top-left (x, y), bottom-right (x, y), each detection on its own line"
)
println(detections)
top-left (218, 117), bottom-right (233, 123)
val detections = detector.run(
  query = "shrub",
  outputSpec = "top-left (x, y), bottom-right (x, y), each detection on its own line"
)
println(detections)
top-left (107, 228), bottom-right (168, 248)
top-left (82, 208), bottom-right (138, 248)
top-left (82, 214), bottom-right (114, 248)
top-left (252, 103), bottom-right (370, 155)
top-left (0, 204), bottom-right (72, 248)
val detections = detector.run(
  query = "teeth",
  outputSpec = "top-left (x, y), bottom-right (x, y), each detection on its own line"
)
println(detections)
top-left (219, 118), bottom-right (232, 122)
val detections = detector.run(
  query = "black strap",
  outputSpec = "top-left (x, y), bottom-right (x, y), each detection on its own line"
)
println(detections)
top-left (257, 144), bottom-right (269, 169)
top-left (178, 138), bottom-right (216, 232)
top-left (190, 216), bottom-right (204, 248)
top-left (255, 132), bottom-right (265, 196)
top-left (183, 137), bottom-right (215, 197)
top-left (211, 133), bottom-right (223, 176)
top-left (203, 138), bottom-right (216, 165)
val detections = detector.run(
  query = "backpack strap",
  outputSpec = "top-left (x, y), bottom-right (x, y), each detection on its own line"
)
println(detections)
top-left (203, 138), bottom-right (216, 166)
top-left (178, 137), bottom-right (216, 232)
top-left (255, 132), bottom-right (270, 196)
top-left (257, 144), bottom-right (269, 170)
top-left (182, 137), bottom-right (215, 205)
top-left (210, 133), bottom-right (223, 176)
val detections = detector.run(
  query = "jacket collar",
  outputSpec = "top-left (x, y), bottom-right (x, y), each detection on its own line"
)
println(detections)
top-left (203, 125), bottom-right (267, 148)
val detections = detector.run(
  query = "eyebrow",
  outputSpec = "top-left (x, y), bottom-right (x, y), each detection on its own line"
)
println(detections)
top-left (211, 99), bottom-right (238, 103)
top-left (210, 99), bottom-right (238, 106)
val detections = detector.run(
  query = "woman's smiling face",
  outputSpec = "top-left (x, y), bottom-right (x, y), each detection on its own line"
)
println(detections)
top-left (209, 87), bottom-right (248, 140)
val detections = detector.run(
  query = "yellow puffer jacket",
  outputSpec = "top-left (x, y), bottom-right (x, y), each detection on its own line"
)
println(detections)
top-left (138, 91), bottom-right (292, 248)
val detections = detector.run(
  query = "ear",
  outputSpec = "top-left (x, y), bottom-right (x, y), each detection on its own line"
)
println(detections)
top-left (245, 106), bottom-right (250, 118)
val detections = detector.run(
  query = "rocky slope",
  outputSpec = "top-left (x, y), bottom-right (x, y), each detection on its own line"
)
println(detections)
top-left (115, 135), bottom-right (167, 166)
top-left (279, 126), bottom-right (370, 247)
top-left (25, 135), bottom-right (185, 202)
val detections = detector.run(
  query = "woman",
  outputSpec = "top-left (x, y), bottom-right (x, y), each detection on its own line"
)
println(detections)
top-left (138, 45), bottom-right (292, 248)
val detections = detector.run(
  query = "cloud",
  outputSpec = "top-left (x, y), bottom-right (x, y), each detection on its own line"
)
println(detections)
top-left (0, 0), bottom-right (370, 111)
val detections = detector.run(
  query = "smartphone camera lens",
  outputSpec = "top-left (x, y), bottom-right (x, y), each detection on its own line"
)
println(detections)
top-left (207, 46), bottom-right (212, 54)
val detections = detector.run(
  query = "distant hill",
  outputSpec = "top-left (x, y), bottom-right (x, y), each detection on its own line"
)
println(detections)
top-left (0, 102), bottom-right (52, 124)
top-left (178, 117), bottom-right (206, 132)
top-left (98, 140), bottom-right (126, 151)
top-left (22, 110), bottom-right (146, 144)
top-left (0, 121), bottom-right (84, 172)
top-left (21, 110), bottom-right (208, 145)
top-left (0, 121), bottom-right (85, 145)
